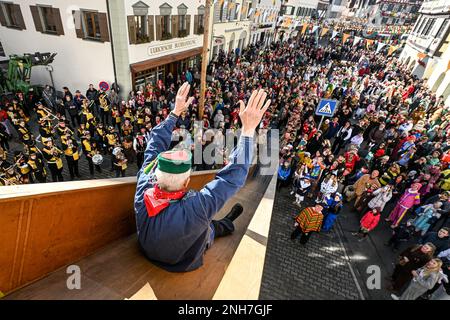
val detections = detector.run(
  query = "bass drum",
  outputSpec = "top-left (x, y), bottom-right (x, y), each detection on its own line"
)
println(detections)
top-left (112, 147), bottom-right (122, 156)
top-left (92, 154), bottom-right (104, 165)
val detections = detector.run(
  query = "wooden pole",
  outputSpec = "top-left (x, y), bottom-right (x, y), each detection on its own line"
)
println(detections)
top-left (199, 0), bottom-right (212, 120)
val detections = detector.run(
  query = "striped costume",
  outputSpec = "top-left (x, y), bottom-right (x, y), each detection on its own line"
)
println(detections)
top-left (295, 207), bottom-right (324, 233)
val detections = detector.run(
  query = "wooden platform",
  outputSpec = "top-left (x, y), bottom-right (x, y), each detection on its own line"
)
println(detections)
top-left (5, 172), bottom-right (272, 300)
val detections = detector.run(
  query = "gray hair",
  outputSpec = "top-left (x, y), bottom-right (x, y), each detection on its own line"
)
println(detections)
top-left (155, 168), bottom-right (191, 192)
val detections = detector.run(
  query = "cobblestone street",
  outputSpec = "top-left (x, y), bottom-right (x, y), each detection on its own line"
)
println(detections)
top-left (259, 186), bottom-right (364, 300)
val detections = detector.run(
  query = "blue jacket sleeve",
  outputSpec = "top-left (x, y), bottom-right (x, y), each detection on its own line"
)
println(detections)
top-left (193, 136), bottom-right (254, 221)
top-left (138, 114), bottom-right (177, 177)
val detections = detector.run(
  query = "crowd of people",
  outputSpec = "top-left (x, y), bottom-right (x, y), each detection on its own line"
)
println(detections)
top-left (1, 29), bottom-right (450, 299)
top-left (268, 35), bottom-right (450, 300)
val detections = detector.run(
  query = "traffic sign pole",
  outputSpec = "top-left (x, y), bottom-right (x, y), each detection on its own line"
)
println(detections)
top-left (318, 116), bottom-right (325, 132)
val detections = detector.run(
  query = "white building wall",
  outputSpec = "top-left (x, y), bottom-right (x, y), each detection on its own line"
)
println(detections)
top-left (278, 0), bottom-right (319, 40)
top-left (0, 0), bottom-right (114, 92)
top-left (211, 0), bottom-right (251, 58)
top-left (249, 0), bottom-right (281, 46)
top-left (400, 0), bottom-right (450, 105)
top-left (123, 0), bottom-right (205, 65)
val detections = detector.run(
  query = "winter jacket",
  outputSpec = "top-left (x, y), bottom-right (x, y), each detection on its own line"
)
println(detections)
top-left (360, 211), bottom-right (380, 231)
top-left (397, 189), bottom-right (421, 209)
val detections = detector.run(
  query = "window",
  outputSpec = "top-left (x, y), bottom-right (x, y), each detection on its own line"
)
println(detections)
top-left (179, 14), bottom-right (186, 35)
top-left (424, 18), bottom-right (436, 36)
top-left (413, 17), bottom-right (422, 33)
top-left (0, 2), bottom-right (25, 29)
top-left (73, 10), bottom-right (109, 42)
top-left (30, 5), bottom-right (64, 35)
top-left (435, 19), bottom-right (449, 38)
top-left (135, 15), bottom-right (147, 42)
top-left (418, 17), bottom-right (429, 34)
top-left (0, 40), bottom-right (4, 57)
top-left (219, 2), bottom-right (225, 21)
top-left (83, 11), bottom-right (101, 39)
top-left (162, 15), bottom-right (170, 35)
top-left (39, 6), bottom-right (56, 33)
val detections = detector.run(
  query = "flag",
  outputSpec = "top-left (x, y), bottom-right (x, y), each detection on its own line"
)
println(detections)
top-left (255, 9), bottom-right (261, 17)
top-left (331, 30), bottom-right (339, 40)
top-left (228, 2), bottom-right (235, 9)
top-left (311, 25), bottom-right (319, 33)
top-left (366, 39), bottom-right (374, 49)
top-left (247, 8), bottom-right (254, 17)
top-left (342, 33), bottom-right (351, 44)
top-left (387, 45), bottom-right (398, 56)
top-left (320, 28), bottom-right (329, 37)
top-left (417, 52), bottom-right (427, 60)
top-left (447, 60), bottom-right (450, 71)
top-left (376, 42), bottom-right (386, 53)
top-left (353, 36), bottom-right (361, 46)
top-left (301, 23), bottom-right (308, 34)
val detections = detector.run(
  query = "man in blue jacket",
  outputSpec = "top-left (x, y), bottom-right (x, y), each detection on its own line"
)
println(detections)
top-left (134, 82), bottom-right (270, 272)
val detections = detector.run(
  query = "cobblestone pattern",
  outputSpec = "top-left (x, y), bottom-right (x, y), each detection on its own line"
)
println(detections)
top-left (259, 187), bottom-right (363, 300)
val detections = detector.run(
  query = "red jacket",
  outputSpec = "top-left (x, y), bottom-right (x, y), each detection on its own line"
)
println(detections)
top-left (360, 211), bottom-right (380, 231)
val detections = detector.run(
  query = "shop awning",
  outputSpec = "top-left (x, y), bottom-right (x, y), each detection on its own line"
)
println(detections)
top-left (130, 47), bottom-right (203, 73)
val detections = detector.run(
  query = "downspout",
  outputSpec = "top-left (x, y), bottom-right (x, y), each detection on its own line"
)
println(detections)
top-left (106, 0), bottom-right (118, 89)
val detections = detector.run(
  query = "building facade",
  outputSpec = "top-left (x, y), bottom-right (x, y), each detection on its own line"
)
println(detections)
top-left (400, 0), bottom-right (450, 104)
top-left (210, 0), bottom-right (251, 60)
top-left (348, 0), bottom-right (422, 26)
top-left (0, 0), bottom-right (115, 92)
top-left (327, 0), bottom-right (348, 19)
top-left (248, 0), bottom-right (281, 47)
top-left (277, 0), bottom-right (319, 41)
top-left (0, 0), bottom-right (206, 97)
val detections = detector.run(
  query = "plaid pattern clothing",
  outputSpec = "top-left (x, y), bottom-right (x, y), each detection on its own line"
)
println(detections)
top-left (295, 207), bottom-right (323, 233)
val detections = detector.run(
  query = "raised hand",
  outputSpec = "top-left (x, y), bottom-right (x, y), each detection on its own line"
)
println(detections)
top-left (174, 82), bottom-right (194, 117)
top-left (238, 89), bottom-right (271, 137)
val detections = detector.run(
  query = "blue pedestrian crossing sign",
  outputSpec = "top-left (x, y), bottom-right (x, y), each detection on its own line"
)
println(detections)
top-left (315, 99), bottom-right (338, 117)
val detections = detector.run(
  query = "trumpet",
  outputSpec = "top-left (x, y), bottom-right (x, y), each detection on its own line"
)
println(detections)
top-left (40, 105), bottom-right (59, 121)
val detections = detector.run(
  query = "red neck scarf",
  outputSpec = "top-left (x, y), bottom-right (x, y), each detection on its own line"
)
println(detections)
top-left (144, 184), bottom-right (186, 217)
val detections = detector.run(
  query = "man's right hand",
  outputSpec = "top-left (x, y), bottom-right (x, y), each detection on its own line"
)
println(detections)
top-left (239, 89), bottom-right (271, 137)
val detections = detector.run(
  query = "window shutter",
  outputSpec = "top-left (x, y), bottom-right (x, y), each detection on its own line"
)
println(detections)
top-left (73, 11), bottom-right (84, 38)
top-left (127, 16), bottom-right (137, 44)
top-left (194, 15), bottom-right (198, 35)
top-left (186, 15), bottom-right (191, 36)
top-left (148, 15), bottom-right (154, 42)
top-left (155, 15), bottom-right (162, 40)
top-left (0, 5), bottom-right (6, 26)
top-left (172, 15), bottom-right (178, 38)
top-left (13, 4), bottom-right (26, 30)
top-left (30, 5), bottom-right (43, 32)
top-left (98, 12), bottom-right (110, 42)
top-left (53, 8), bottom-right (64, 35)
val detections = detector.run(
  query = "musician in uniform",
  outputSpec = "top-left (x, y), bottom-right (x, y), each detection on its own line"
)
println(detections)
top-left (121, 119), bottom-right (134, 137)
top-left (17, 119), bottom-right (33, 146)
top-left (15, 152), bottom-right (32, 184)
top-left (55, 119), bottom-right (75, 138)
top-left (38, 118), bottom-right (54, 143)
top-left (134, 83), bottom-right (270, 272)
top-left (81, 131), bottom-right (102, 177)
top-left (94, 122), bottom-right (107, 153)
top-left (134, 128), bottom-right (148, 169)
top-left (27, 151), bottom-right (47, 183)
top-left (106, 126), bottom-right (119, 170)
top-left (62, 135), bottom-right (81, 180)
top-left (113, 145), bottom-right (127, 178)
top-left (42, 138), bottom-right (64, 182)
top-left (98, 90), bottom-right (111, 125)
top-left (0, 166), bottom-right (20, 186)
top-left (111, 105), bottom-right (122, 133)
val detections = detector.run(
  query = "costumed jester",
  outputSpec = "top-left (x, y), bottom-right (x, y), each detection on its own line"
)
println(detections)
top-left (134, 83), bottom-right (271, 272)
top-left (386, 182), bottom-right (422, 228)
top-left (321, 193), bottom-right (343, 232)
